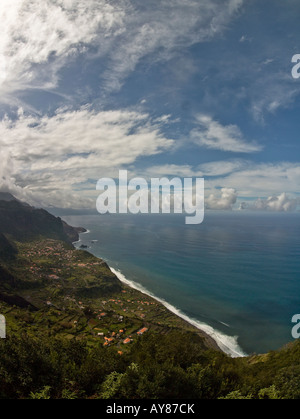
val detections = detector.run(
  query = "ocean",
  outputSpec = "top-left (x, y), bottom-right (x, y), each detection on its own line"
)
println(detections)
top-left (61, 211), bottom-right (300, 356)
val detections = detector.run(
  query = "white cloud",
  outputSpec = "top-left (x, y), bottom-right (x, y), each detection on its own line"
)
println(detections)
top-left (100, 0), bottom-right (244, 92)
top-left (239, 34), bottom-right (252, 43)
top-left (251, 82), bottom-right (300, 124)
top-left (0, 0), bottom-right (244, 102)
top-left (214, 162), bottom-right (300, 197)
top-left (140, 159), bottom-right (246, 179)
top-left (198, 159), bottom-right (247, 176)
top-left (0, 149), bottom-right (16, 192)
top-left (0, 107), bottom-right (174, 207)
top-left (191, 115), bottom-right (262, 153)
top-left (239, 193), bottom-right (298, 212)
top-left (141, 161), bottom-right (300, 212)
top-left (142, 164), bottom-right (202, 178)
top-left (206, 187), bottom-right (237, 210)
top-left (0, 0), bottom-right (127, 98)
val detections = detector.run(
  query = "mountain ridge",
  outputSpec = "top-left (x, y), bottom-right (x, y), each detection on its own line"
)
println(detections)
top-left (0, 194), bottom-right (86, 245)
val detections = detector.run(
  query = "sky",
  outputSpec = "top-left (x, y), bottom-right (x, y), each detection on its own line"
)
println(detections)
top-left (0, 0), bottom-right (300, 212)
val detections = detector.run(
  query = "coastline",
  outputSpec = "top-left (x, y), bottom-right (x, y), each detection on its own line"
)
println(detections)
top-left (74, 230), bottom-right (247, 358)
top-left (110, 267), bottom-right (247, 358)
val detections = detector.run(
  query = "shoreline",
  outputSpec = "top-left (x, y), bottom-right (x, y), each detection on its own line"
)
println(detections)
top-left (74, 230), bottom-right (247, 358)
top-left (109, 266), bottom-right (247, 358)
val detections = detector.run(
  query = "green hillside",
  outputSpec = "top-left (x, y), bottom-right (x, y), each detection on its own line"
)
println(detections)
top-left (0, 196), bottom-right (299, 399)
top-left (0, 198), bottom-right (84, 244)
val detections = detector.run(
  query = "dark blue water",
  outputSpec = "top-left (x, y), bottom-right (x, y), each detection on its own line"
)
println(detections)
top-left (62, 212), bottom-right (300, 355)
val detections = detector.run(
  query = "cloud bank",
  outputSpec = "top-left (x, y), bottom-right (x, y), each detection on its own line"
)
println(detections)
top-left (0, 107), bottom-right (174, 207)
top-left (240, 193), bottom-right (298, 212)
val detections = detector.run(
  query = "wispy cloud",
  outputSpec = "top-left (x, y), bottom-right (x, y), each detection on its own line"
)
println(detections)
top-left (0, 0), bottom-right (244, 104)
top-left (239, 34), bottom-right (252, 43)
top-left (99, 0), bottom-right (244, 92)
top-left (190, 115), bottom-right (262, 153)
top-left (205, 162), bottom-right (300, 198)
top-left (141, 159), bottom-right (247, 179)
top-left (198, 159), bottom-right (247, 176)
top-left (0, 0), bottom-right (126, 102)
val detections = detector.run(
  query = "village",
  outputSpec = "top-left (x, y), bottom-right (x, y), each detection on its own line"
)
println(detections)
top-left (6, 238), bottom-right (191, 351)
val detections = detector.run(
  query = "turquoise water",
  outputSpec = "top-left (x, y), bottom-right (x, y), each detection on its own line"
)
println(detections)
top-left (62, 212), bottom-right (300, 356)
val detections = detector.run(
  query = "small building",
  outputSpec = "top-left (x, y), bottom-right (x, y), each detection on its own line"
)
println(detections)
top-left (137, 327), bottom-right (148, 336)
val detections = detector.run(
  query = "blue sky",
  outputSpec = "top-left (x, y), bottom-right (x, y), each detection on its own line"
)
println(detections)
top-left (0, 0), bottom-right (299, 211)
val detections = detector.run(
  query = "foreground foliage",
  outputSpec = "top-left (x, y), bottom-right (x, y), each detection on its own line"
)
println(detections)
top-left (0, 331), bottom-right (299, 399)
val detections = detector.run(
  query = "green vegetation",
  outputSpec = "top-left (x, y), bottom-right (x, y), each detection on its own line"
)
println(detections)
top-left (1, 328), bottom-right (300, 399)
top-left (0, 238), bottom-right (298, 400)
top-left (0, 199), bottom-right (84, 244)
top-left (0, 197), bottom-right (299, 399)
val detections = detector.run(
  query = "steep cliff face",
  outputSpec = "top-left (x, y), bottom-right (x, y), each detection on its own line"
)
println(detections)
top-left (0, 195), bottom-right (85, 244)
top-left (61, 220), bottom-right (87, 243)
top-left (0, 233), bottom-right (18, 260)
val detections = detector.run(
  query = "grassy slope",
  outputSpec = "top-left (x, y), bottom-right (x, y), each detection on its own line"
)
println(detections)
top-left (0, 235), bottom-right (299, 399)
top-left (0, 238), bottom-right (217, 352)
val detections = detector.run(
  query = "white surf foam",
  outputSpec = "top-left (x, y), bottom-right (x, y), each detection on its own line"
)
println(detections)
top-left (110, 267), bottom-right (247, 358)
top-left (75, 228), bottom-right (247, 358)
